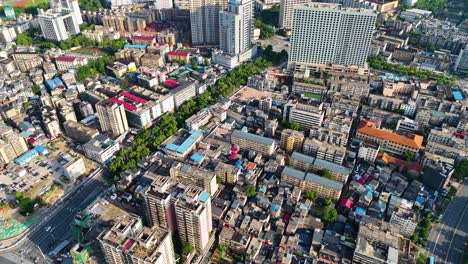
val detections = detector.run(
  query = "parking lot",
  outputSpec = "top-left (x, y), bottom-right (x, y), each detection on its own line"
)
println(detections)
top-left (0, 138), bottom-right (97, 209)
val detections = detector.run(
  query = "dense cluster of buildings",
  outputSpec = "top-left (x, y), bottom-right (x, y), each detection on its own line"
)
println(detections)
top-left (0, 0), bottom-right (466, 263)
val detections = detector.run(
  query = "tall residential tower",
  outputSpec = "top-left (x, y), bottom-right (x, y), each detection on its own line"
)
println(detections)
top-left (212, 0), bottom-right (256, 69)
top-left (96, 99), bottom-right (129, 137)
top-left (189, 0), bottom-right (227, 46)
top-left (288, 2), bottom-right (376, 71)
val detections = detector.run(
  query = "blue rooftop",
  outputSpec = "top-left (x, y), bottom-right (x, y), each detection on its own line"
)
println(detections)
top-left (15, 149), bottom-right (38, 165)
top-left (198, 191), bottom-right (209, 203)
top-left (190, 153), bottom-right (204, 163)
top-left (45, 77), bottom-right (63, 89)
top-left (166, 130), bottom-right (203, 154)
top-left (453, 91), bottom-right (463, 101)
top-left (124, 44), bottom-right (147, 49)
top-left (355, 207), bottom-right (366, 216)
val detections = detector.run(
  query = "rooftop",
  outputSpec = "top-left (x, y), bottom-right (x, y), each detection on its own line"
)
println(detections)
top-left (232, 130), bottom-right (275, 146)
top-left (357, 120), bottom-right (423, 149)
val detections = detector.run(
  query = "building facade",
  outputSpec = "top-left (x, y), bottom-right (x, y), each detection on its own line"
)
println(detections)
top-left (288, 3), bottom-right (376, 70)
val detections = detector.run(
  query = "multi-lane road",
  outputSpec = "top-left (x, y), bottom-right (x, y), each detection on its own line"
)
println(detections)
top-left (427, 182), bottom-right (468, 264)
top-left (0, 168), bottom-right (107, 263)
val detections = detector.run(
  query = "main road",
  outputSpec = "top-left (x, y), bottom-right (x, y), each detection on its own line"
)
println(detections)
top-left (0, 168), bottom-right (108, 263)
top-left (427, 181), bottom-right (468, 264)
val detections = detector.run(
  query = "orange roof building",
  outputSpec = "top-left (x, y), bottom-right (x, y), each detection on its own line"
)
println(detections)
top-left (356, 119), bottom-right (423, 156)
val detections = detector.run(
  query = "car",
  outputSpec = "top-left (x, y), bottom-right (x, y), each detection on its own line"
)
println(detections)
top-left (45, 226), bottom-right (51, 232)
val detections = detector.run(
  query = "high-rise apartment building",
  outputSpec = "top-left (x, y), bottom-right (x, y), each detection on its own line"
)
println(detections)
top-left (219, 0), bottom-right (253, 55)
top-left (96, 99), bottom-right (129, 137)
top-left (189, 0), bottom-right (227, 46)
top-left (38, 0), bottom-right (82, 41)
top-left (279, 0), bottom-right (309, 31)
top-left (280, 129), bottom-right (305, 153)
top-left (174, 185), bottom-right (212, 254)
top-left (0, 126), bottom-right (29, 164)
top-left (144, 176), bottom-right (179, 232)
top-left (288, 3), bottom-right (376, 70)
top-left (98, 214), bottom-right (175, 264)
top-left (213, 0), bottom-right (256, 68)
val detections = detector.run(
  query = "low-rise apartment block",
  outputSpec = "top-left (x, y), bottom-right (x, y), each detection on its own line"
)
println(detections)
top-left (356, 119), bottom-right (423, 155)
top-left (231, 130), bottom-right (276, 156)
top-left (290, 152), bottom-right (351, 184)
top-left (281, 167), bottom-right (343, 200)
top-left (280, 129), bottom-right (305, 154)
top-left (83, 135), bottom-right (120, 164)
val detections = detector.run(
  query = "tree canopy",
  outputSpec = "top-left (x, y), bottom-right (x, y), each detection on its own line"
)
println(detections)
top-left (254, 18), bottom-right (275, 39)
top-left (415, 0), bottom-right (447, 16)
top-left (318, 207), bottom-right (337, 222)
top-left (16, 32), bottom-right (32, 46)
top-left (318, 169), bottom-right (334, 180)
top-left (303, 190), bottom-right (317, 201)
top-left (244, 184), bottom-right (257, 198)
top-left (79, 0), bottom-right (103, 11)
top-left (453, 160), bottom-right (468, 181)
top-left (368, 55), bottom-right (456, 86)
top-left (181, 242), bottom-right (193, 255)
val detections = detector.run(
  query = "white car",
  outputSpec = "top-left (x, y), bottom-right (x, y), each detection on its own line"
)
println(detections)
top-left (45, 226), bottom-right (51, 232)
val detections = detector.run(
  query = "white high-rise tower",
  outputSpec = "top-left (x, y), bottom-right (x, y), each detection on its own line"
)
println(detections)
top-left (288, 2), bottom-right (376, 70)
top-left (219, 0), bottom-right (253, 55)
top-left (189, 0), bottom-right (227, 46)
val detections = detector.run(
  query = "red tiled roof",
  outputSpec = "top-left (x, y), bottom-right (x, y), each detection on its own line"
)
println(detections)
top-left (168, 51), bottom-right (188, 57)
top-left (164, 79), bottom-right (180, 88)
top-left (109, 97), bottom-right (136, 111)
top-left (56, 56), bottom-right (77, 62)
top-left (357, 120), bottom-right (423, 149)
top-left (120, 91), bottom-right (148, 104)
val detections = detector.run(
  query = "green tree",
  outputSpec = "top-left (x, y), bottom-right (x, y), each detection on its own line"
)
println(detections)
top-left (31, 85), bottom-right (42, 95)
top-left (190, 60), bottom-right (199, 71)
top-left (416, 253), bottom-right (427, 264)
top-left (244, 184), bottom-right (257, 198)
top-left (323, 198), bottom-right (333, 206)
top-left (182, 242), bottom-right (193, 255)
top-left (403, 151), bottom-right (415, 161)
top-left (319, 169), bottom-right (334, 180)
top-left (289, 122), bottom-right (300, 131)
top-left (79, 0), bottom-right (103, 11)
top-left (453, 160), bottom-right (468, 181)
top-left (318, 207), bottom-right (337, 222)
top-left (22, 102), bottom-right (31, 109)
top-left (204, 58), bottom-right (210, 66)
top-left (415, 0), bottom-right (447, 16)
top-left (15, 32), bottom-right (32, 46)
top-left (257, 4), bottom-right (280, 26)
top-left (79, 22), bottom-right (96, 31)
top-left (303, 190), bottom-right (317, 201)
top-left (120, 79), bottom-right (129, 89)
top-left (254, 18), bottom-right (275, 39)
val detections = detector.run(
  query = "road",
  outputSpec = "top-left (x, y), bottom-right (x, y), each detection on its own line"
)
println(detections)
top-left (0, 168), bottom-right (107, 263)
top-left (427, 182), bottom-right (468, 264)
